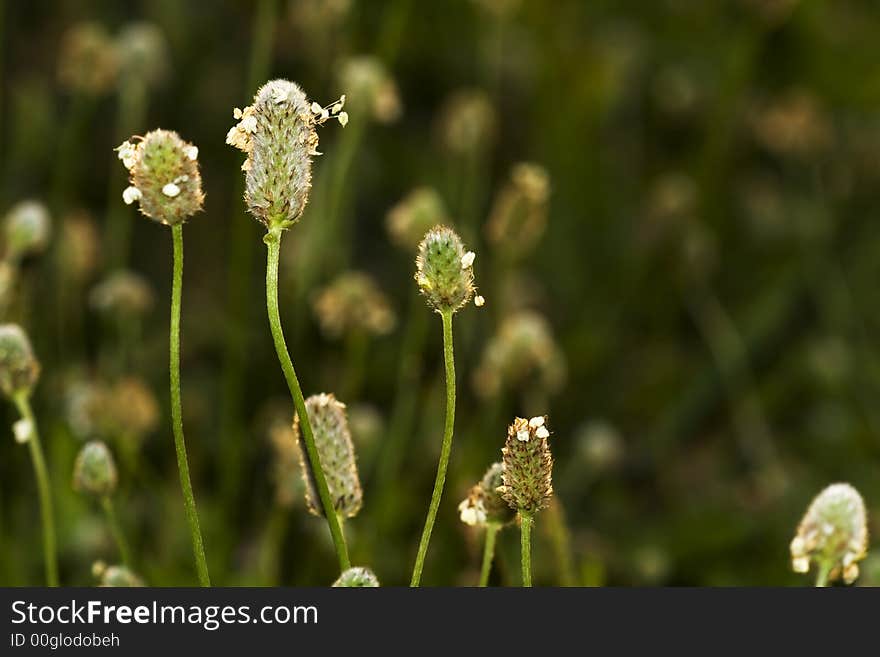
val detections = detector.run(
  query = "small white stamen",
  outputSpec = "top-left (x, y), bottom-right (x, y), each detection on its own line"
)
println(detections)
top-left (461, 251), bottom-right (476, 269)
top-left (122, 186), bottom-right (142, 205)
top-left (184, 145), bottom-right (199, 161)
top-left (233, 107), bottom-right (243, 119)
top-left (536, 426), bottom-right (550, 439)
top-left (474, 295), bottom-right (485, 307)
top-left (529, 416), bottom-right (545, 429)
top-left (338, 111), bottom-right (349, 127)
top-left (791, 556), bottom-right (810, 573)
top-left (162, 183), bottom-right (181, 198)
top-left (13, 418), bottom-right (33, 444)
top-left (516, 429), bottom-right (530, 442)
top-left (241, 115), bottom-right (258, 133)
top-left (311, 102), bottom-right (323, 114)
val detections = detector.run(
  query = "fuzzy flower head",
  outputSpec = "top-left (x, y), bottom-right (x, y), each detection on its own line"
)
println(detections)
top-left (437, 89), bottom-right (497, 154)
top-left (415, 226), bottom-right (480, 313)
top-left (459, 462), bottom-right (516, 527)
top-left (0, 324), bottom-right (40, 400)
top-left (89, 270), bottom-right (155, 320)
top-left (790, 482), bottom-right (868, 585)
top-left (58, 211), bottom-right (100, 282)
top-left (498, 416), bottom-right (554, 516)
top-left (312, 271), bottom-right (396, 338)
top-left (57, 22), bottom-right (119, 95)
top-left (333, 566), bottom-right (379, 587)
top-left (72, 441), bottom-right (118, 498)
top-left (226, 79), bottom-right (346, 230)
top-left (3, 200), bottom-right (51, 262)
top-left (92, 561), bottom-right (145, 587)
top-left (117, 22), bottom-right (169, 88)
top-left (485, 163), bottom-right (551, 259)
top-left (293, 393), bottom-right (362, 519)
top-left (117, 130), bottom-right (204, 226)
top-left (386, 187), bottom-right (450, 252)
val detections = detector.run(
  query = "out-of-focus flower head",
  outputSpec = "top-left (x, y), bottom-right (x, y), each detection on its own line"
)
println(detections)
top-left (58, 22), bottom-right (119, 95)
top-left (312, 271), bottom-right (396, 338)
top-left (339, 56), bottom-right (402, 124)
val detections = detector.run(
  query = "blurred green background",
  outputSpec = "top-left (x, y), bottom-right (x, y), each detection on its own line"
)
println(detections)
top-left (0, 0), bottom-right (878, 586)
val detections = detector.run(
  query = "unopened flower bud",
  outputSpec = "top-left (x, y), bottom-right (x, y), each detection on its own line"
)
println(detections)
top-left (415, 226), bottom-right (477, 313)
top-left (117, 130), bottom-right (204, 226)
top-left (386, 187), bottom-right (449, 251)
top-left (3, 200), bottom-right (51, 262)
top-left (499, 416), bottom-right (554, 516)
top-left (293, 393), bottom-right (362, 518)
top-left (72, 440), bottom-right (118, 497)
top-left (227, 79), bottom-right (345, 230)
top-left (790, 482), bottom-right (868, 585)
top-left (333, 566), bottom-right (379, 587)
top-left (0, 324), bottom-right (40, 400)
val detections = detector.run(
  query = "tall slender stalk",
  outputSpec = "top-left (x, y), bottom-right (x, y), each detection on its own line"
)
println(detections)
top-left (13, 393), bottom-right (58, 586)
top-left (101, 496), bottom-right (131, 568)
top-left (520, 513), bottom-right (533, 587)
top-left (479, 523), bottom-right (500, 587)
top-left (170, 225), bottom-right (210, 586)
top-left (410, 309), bottom-right (456, 586)
top-left (265, 228), bottom-right (350, 572)
top-left (815, 562), bottom-right (831, 588)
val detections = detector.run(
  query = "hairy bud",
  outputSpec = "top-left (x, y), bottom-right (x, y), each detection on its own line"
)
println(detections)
top-left (790, 482), bottom-right (868, 585)
top-left (72, 441), bottom-right (118, 497)
top-left (459, 462), bottom-right (515, 527)
top-left (117, 129), bottom-right (204, 226)
top-left (0, 324), bottom-right (40, 400)
top-left (386, 187), bottom-right (449, 252)
top-left (293, 393), bottom-right (362, 518)
top-left (3, 200), bottom-right (51, 262)
top-left (499, 416), bottom-right (554, 516)
top-left (415, 226), bottom-right (479, 313)
top-left (226, 79), bottom-right (346, 230)
top-left (312, 271), bottom-right (396, 338)
top-left (333, 566), bottom-right (379, 587)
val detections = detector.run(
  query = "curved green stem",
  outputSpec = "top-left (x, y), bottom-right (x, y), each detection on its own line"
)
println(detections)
top-left (14, 394), bottom-right (58, 586)
top-left (520, 513), bottom-right (533, 587)
top-left (170, 225), bottom-right (211, 586)
top-left (815, 561), bottom-right (832, 588)
top-left (265, 228), bottom-right (350, 572)
top-left (101, 496), bottom-right (132, 568)
top-left (479, 523), bottom-right (500, 587)
top-left (410, 309), bottom-right (456, 587)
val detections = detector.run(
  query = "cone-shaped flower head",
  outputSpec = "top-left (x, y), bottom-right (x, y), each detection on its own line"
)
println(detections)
top-left (312, 271), bottom-right (396, 338)
top-left (92, 561), bottom-right (145, 587)
top-left (332, 566), bottom-right (380, 587)
top-left (293, 393), bottom-right (362, 518)
top-left (0, 324), bottom-right (40, 400)
top-left (116, 129), bottom-right (204, 226)
top-left (226, 79), bottom-right (346, 230)
top-left (459, 462), bottom-right (516, 527)
top-left (415, 225), bottom-right (480, 313)
top-left (499, 416), bottom-right (554, 516)
top-left (72, 440), bottom-right (118, 497)
top-left (386, 187), bottom-right (449, 252)
top-left (3, 200), bottom-right (51, 262)
top-left (790, 482), bottom-right (868, 585)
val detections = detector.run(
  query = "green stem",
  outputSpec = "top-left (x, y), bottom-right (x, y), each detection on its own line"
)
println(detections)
top-left (479, 523), bottom-right (500, 587)
top-left (169, 225), bottom-right (211, 586)
top-left (520, 513), bottom-right (533, 587)
top-left (101, 496), bottom-right (132, 568)
top-left (546, 499), bottom-right (576, 586)
top-left (14, 393), bottom-right (58, 586)
top-left (815, 561), bottom-right (832, 588)
top-left (410, 309), bottom-right (456, 587)
top-left (265, 228), bottom-right (350, 572)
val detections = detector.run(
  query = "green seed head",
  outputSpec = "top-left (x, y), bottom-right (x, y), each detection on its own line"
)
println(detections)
top-left (72, 440), bottom-right (118, 497)
top-left (415, 225), bottom-right (479, 313)
top-left (117, 129), bottom-right (204, 226)
top-left (0, 324), bottom-right (40, 400)
top-left (226, 79), bottom-right (346, 230)
top-left (312, 271), bottom-right (396, 338)
top-left (790, 482), bottom-right (868, 585)
top-left (499, 416), bottom-right (554, 516)
top-left (89, 270), bottom-right (155, 320)
top-left (92, 561), bottom-right (145, 587)
top-left (333, 566), bottom-right (379, 587)
top-left (294, 393), bottom-right (362, 519)
top-left (459, 462), bottom-right (516, 527)
top-left (386, 187), bottom-right (449, 252)
top-left (3, 200), bottom-right (51, 262)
